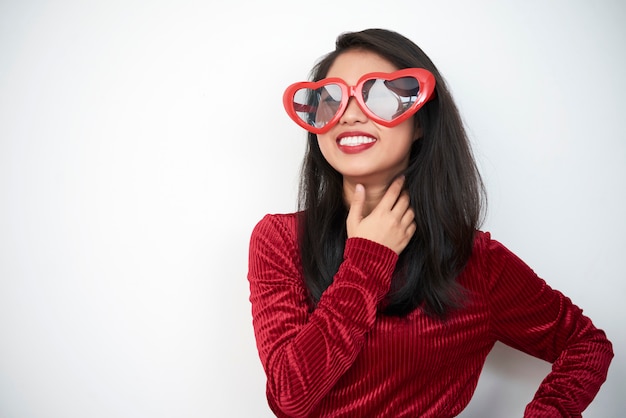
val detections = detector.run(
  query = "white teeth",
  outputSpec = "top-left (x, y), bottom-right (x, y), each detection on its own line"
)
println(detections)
top-left (338, 136), bottom-right (376, 146)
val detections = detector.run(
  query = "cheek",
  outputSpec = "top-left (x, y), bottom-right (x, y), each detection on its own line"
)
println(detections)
top-left (403, 119), bottom-right (417, 141)
top-left (385, 122), bottom-right (415, 147)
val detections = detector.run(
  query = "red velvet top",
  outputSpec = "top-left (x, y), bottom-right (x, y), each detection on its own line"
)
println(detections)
top-left (247, 213), bottom-right (613, 417)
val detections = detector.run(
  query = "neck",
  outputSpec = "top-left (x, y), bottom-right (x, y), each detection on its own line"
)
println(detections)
top-left (342, 175), bottom-right (399, 217)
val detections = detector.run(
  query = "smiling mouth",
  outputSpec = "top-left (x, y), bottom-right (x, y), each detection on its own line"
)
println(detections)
top-left (337, 135), bottom-right (376, 146)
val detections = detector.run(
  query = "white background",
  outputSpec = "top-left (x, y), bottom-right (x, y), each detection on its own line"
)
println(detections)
top-left (1, 0), bottom-right (624, 417)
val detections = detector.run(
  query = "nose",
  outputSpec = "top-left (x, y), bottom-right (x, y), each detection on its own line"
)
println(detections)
top-left (339, 96), bottom-right (368, 125)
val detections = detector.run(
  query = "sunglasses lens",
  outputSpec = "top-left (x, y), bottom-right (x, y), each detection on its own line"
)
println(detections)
top-left (363, 76), bottom-right (420, 121)
top-left (291, 83), bottom-right (343, 130)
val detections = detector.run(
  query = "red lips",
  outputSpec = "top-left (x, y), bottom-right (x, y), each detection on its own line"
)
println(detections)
top-left (336, 132), bottom-right (377, 154)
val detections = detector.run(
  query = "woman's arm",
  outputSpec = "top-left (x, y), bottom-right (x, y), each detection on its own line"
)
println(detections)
top-left (248, 214), bottom-right (398, 417)
top-left (485, 237), bottom-right (613, 417)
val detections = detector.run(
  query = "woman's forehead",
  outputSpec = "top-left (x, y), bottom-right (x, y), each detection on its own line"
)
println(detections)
top-left (326, 50), bottom-right (398, 83)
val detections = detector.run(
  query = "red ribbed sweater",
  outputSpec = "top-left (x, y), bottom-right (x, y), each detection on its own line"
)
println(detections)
top-left (247, 213), bottom-right (613, 417)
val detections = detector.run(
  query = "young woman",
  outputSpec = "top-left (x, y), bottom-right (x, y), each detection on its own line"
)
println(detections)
top-left (247, 28), bottom-right (613, 417)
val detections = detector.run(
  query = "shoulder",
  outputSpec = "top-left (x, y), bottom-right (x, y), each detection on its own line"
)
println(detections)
top-left (470, 230), bottom-right (521, 267)
top-left (250, 212), bottom-right (299, 243)
top-left (248, 212), bottom-right (303, 283)
top-left (249, 212), bottom-right (301, 262)
top-left (461, 231), bottom-right (534, 291)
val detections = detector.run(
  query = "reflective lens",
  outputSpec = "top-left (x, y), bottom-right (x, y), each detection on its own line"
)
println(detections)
top-left (363, 77), bottom-right (419, 121)
top-left (293, 83), bottom-right (344, 129)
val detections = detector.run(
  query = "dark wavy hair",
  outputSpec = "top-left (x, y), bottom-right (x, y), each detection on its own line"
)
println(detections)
top-left (297, 28), bottom-right (486, 317)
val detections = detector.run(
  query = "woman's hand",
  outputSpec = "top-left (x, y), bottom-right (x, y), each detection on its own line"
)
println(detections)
top-left (346, 176), bottom-right (416, 255)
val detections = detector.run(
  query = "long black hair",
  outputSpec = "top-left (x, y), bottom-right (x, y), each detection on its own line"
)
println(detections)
top-left (297, 29), bottom-right (486, 317)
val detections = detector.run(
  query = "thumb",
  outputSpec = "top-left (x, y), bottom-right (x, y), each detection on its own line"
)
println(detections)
top-left (347, 184), bottom-right (366, 226)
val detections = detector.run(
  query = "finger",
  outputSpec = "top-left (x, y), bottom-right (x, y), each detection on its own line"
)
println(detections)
top-left (401, 207), bottom-right (416, 227)
top-left (391, 192), bottom-right (411, 216)
top-left (347, 184), bottom-right (366, 226)
top-left (378, 176), bottom-right (405, 211)
top-left (405, 220), bottom-right (417, 240)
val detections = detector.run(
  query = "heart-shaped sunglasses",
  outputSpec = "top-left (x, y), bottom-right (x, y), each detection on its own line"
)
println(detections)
top-left (283, 68), bottom-right (436, 134)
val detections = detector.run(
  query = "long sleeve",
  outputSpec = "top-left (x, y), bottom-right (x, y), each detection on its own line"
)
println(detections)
top-left (247, 214), bottom-right (398, 417)
top-left (484, 237), bottom-right (613, 417)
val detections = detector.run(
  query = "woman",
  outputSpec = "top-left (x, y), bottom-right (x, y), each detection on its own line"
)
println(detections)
top-left (247, 28), bottom-right (613, 417)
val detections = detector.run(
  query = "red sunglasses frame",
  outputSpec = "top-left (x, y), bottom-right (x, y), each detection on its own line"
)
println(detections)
top-left (282, 68), bottom-right (436, 134)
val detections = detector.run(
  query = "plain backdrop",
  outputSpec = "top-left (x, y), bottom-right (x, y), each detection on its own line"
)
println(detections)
top-left (1, 0), bottom-right (624, 417)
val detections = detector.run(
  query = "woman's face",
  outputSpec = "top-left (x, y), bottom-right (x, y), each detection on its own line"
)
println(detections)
top-left (317, 49), bottom-right (419, 185)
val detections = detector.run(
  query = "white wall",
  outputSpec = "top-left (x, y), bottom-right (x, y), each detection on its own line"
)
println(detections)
top-left (0, 1), bottom-right (623, 417)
